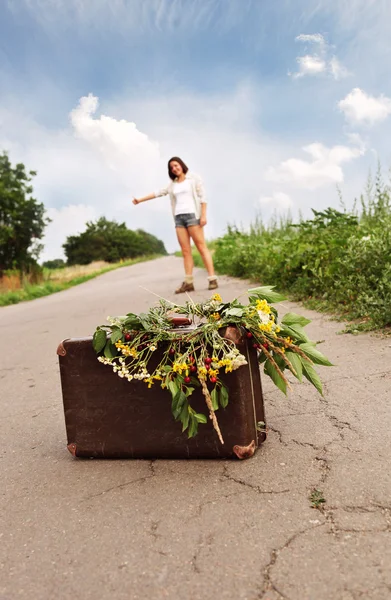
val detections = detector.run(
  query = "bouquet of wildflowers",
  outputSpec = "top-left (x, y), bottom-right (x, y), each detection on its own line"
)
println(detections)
top-left (93, 287), bottom-right (332, 442)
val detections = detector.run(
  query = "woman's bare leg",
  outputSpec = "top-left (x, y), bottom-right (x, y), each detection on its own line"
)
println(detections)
top-left (188, 225), bottom-right (215, 276)
top-left (176, 226), bottom-right (194, 276)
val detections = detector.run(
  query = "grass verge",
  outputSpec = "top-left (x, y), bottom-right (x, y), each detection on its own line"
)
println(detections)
top-left (0, 255), bottom-right (159, 307)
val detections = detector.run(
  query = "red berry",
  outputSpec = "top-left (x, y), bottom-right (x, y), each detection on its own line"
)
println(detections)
top-left (205, 364), bottom-right (210, 371)
top-left (262, 343), bottom-right (269, 350)
top-left (190, 365), bottom-right (197, 373)
top-left (169, 348), bottom-right (175, 355)
top-left (204, 357), bottom-right (212, 365)
top-left (124, 333), bottom-right (131, 341)
top-left (184, 376), bottom-right (191, 384)
top-left (253, 343), bottom-right (259, 349)
top-left (246, 332), bottom-right (253, 339)
top-left (210, 376), bottom-right (217, 383)
top-left (189, 355), bottom-right (195, 363)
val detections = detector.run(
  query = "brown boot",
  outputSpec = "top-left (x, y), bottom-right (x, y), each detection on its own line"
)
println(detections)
top-left (208, 278), bottom-right (218, 291)
top-left (175, 281), bottom-right (195, 294)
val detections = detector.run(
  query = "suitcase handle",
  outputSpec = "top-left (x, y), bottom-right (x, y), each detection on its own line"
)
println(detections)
top-left (168, 316), bottom-right (192, 327)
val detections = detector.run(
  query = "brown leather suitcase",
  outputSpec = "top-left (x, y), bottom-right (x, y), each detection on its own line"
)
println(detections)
top-left (57, 327), bottom-right (266, 459)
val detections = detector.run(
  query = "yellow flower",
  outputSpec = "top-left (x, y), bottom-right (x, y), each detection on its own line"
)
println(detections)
top-left (211, 293), bottom-right (222, 302)
top-left (172, 361), bottom-right (189, 374)
top-left (284, 336), bottom-right (292, 347)
top-left (259, 322), bottom-right (273, 333)
top-left (210, 312), bottom-right (220, 321)
top-left (209, 369), bottom-right (219, 377)
top-left (198, 366), bottom-right (208, 380)
top-left (256, 299), bottom-right (271, 314)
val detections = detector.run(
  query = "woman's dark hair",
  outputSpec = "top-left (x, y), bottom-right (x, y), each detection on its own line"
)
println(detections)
top-left (168, 156), bottom-right (189, 180)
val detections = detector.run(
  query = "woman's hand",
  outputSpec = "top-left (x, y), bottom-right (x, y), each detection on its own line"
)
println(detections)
top-left (200, 216), bottom-right (207, 227)
top-left (132, 198), bottom-right (140, 205)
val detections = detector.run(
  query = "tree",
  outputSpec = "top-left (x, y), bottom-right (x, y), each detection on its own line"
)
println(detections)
top-left (42, 258), bottom-right (66, 270)
top-left (0, 152), bottom-right (49, 275)
top-left (63, 217), bottom-right (167, 265)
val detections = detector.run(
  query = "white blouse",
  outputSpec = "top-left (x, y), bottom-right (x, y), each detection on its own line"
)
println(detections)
top-left (173, 179), bottom-right (195, 215)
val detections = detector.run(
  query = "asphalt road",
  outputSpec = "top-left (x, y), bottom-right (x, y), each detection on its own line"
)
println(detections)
top-left (1, 256), bottom-right (390, 600)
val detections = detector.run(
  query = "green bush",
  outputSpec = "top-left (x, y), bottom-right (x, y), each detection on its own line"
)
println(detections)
top-left (213, 171), bottom-right (391, 329)
top-left (63, 217), bottom-right (167, 265)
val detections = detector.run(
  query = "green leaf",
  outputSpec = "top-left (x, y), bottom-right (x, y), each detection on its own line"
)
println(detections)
top-left (285, 351), bottom-right (303, 382)
top-left (248, 285), bottom-right (286, 304)
top-left (299, 343), bottom-right (333, 367)
top-left (162, 365), bottom-right (172, 373)
top-left (258, 352), bottom-right (267, 364)
top-left (302, 361), bottom-right (323, 395)
top-left (264, 359), bottom-right (287, 395)
top-left (168, 380), bottom-right (179, 398)
top-left (188, 416), bottom-right (198, 438)
top-left (180, 402), bottom-right (190, 431)
top-left (110, 329), bottom-right (123, 344)
top-left (282, 312), bottom-right (311, 328)
top-left (185, 386), bottom-right (195, 397)
top-left (274, 354), bottom-right (287, 371)
top-left (124, 314), bottom-right (143, 329)
top-left (138, 313), bottom-right (150, 330)
top-left (280, 324), bottom-right (309, 343)
top-left (219, 384), bottom-right (229, 408)
top-left (103, 341), bottom-right (117, 359)
top-left (194, 413), bottom-right (207, 424)
top-left (173, 391), bottom-right (187, 420)
top-left (225, 307), bottom-right (244, 317)
top-left (211, 387), bottom-right (219, 410)
top-left (93, 329), bottom-right (107, 353)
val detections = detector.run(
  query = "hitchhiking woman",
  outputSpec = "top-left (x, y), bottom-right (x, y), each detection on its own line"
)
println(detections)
top-left (132, 156), bottom-right (218, 294)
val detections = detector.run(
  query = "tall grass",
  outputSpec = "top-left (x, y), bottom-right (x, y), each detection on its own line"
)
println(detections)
top-left (212, 171), bottom-right (391, 330)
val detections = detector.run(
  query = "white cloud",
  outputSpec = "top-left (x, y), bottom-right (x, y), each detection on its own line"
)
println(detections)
top-left (338, 87), bottom-right (391, 125)
top-left (290, 33), bottom-right (349, 80)
top-left (295, 33), bottom-right (326, 45)
top-left (265, 138), bottom-right (365, 190)
top-left (329, 56), bottom-right (350, 80)
top-left (258, 192), bottom-right (292, 211)
top-left (41, 204), bottom-right (98, 261)
top-left (69, 94), bottom-right (161, 178)
top-left (293, 55), bottom-right (327, 78)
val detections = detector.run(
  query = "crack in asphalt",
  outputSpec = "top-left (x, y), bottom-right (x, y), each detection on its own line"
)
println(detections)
top-left (222, 465), bottom-right (291, 496)
top-left (258, 522), bottom-right (327, 600)
top-left (84, 460), bottom-right (156, 500)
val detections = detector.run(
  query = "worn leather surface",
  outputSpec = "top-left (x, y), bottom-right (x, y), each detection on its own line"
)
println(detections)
top-left (58, 329), bottom-right (266, 459)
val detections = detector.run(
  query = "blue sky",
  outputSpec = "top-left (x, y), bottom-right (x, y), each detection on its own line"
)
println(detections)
top-left (1, 0), bottom-right (391, 259)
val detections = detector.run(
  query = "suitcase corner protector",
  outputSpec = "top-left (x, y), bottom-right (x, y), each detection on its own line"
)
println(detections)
top-left (67, 442), bottom-right (77, 456)
top-left (233, 440), bottom-right (256, 460)
top-left (57, 340), bottom-right (67, 356)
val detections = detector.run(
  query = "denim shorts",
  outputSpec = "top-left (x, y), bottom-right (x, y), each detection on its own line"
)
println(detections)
top-left (174, 213), bottom-right (200, 228)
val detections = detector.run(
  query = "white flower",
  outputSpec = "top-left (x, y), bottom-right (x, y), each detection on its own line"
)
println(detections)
top-left (257, 311), bottom-right (270, 325)
top-left (118, 372), bottom-right (125, 378)
top-left (231, 354), bottom-right (248, 370)
top-left (150, 345), bottom-right (157, 352)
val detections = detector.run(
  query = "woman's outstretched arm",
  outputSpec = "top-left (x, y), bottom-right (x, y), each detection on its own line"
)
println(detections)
top-left (133, 185), bottom-right (170, 205)
top-left (132, 193), bottom-right (156, 205)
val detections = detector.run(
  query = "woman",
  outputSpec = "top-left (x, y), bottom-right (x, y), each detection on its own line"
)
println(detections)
top-left (132, 156), bottom-right (218, 294)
